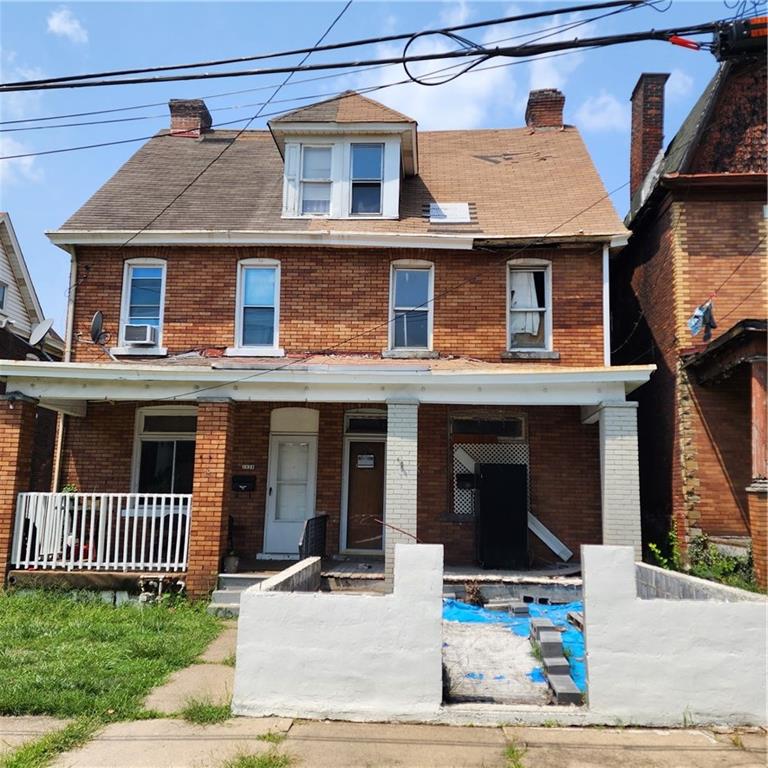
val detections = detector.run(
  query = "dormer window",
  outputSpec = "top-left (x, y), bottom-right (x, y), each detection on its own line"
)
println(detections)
top-left (351, 144), bottom-right (383, 215)
top-left (280, 137), bottom-right (402, 220)
top-left (300, 147), bottom-right (332, 215)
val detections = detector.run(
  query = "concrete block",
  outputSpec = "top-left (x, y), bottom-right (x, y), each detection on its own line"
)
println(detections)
top-left (537, 630), bottom-right (562, 657)
top-left (508, 602), bottom-right (529, 616)
top-left (547, 673), bottom-right (583, 705)
top-left (529, 618), bottom-right (554, 641)
top-left (543, 655), bottom-right (571, 675)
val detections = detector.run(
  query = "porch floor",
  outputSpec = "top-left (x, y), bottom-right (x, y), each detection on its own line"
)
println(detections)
top-left (234, 557), bottom-right (582, 585)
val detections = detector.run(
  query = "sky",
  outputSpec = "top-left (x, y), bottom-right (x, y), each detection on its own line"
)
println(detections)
top-left (0, 0), bottom-right (743, 333)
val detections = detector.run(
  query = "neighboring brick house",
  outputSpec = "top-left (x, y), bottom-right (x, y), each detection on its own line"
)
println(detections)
top-left (611, 57), bottom-right (767, 585)
top-left (0, 213), bottom-right (63, 492)
top-left (0, 90), bottom-right (652, 596)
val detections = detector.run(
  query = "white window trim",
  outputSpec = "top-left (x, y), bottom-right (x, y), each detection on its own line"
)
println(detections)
top-left (114, 258), bottom-right (167, 356)
top-left (299, 144), bottom-right (333, 217)
top-left (387, 259), bottom-right (434, 353)
top-left (226, 258), bottom-right (284, 357)
top-left (506, 258), bottom-right (553, 353)
top-left (130, 405), bottom-right (197, 495)
top-left (0, 281), bottom-right (7, 312)
top-left (282, 135), bottom-right (400, 220)
top-left (348, 142), bottom-right (384, 217)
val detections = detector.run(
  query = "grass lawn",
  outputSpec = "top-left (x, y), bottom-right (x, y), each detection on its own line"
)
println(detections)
top-left (0, 590), bottom-right (221, 721)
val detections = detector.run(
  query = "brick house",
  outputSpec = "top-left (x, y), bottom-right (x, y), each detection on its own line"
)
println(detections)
top-left (611, 57), bottom-right (767, 585)
top-left (0, 212), bottom-right (63, 493)
top-left (0, 90), bottom-right (653, 596)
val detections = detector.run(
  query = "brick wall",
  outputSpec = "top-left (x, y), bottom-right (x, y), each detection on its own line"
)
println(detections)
top-left (0, 397), bottom-right (36, 571)
top-left (614, 54), bottom-right (767, 556)
top-left (747, 488), bottom-right (767, 590)
top-left (59, 400), bottom-right (603, 570)
top-left (70, 245), bottom-right (605, 366)
top-left (417, 404), bottom-right (602, 565)
top-left (187, 401), bottom-right (235, 596)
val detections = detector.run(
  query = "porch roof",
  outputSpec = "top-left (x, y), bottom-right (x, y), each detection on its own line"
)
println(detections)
top-left (0, 356), bottom-right (654, 415)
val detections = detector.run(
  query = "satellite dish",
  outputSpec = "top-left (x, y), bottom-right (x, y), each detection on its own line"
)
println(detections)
top-left (29, 318), bottom-right (54, 347)
top-left (90, 311), bottom-right (106, 344)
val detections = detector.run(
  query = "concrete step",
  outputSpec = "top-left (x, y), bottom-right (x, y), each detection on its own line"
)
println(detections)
top-left (207, 602), bottom-right (240, 618)
top-left (216, 573), bottom-right (267, 591)
top-left (211, 589), bottom-right (244, 605)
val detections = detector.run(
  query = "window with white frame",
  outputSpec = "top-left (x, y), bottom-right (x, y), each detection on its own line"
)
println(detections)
top-left (0, 282), bottom-right (6, 311)
top-left (507, 261), bottom-right (551, 350)
top-left (390, 263), bottom-right (433, 350)
top-left (120, 259), bottom-right (166, 346)
top-left (133, 408), bottom-right (196, 494)
top-left (235, 260), bottom-right (280, 352)
top-left (300, 146), bottom-right (332, 215)
top-left (283, 137), bottom-right (399, 219)
top-left (350, 143), bottom-right (383, 215)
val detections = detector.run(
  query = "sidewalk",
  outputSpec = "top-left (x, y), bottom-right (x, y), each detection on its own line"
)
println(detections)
top-left (36, 718), bottom-right (765, 768)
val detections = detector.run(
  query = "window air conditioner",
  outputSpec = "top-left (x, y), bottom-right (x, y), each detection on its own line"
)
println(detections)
top-left (124, 324), bottom-right (158, 345)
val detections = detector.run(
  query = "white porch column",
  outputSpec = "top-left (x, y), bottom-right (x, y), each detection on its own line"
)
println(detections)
top-left (384, 399), bottom-right (419, 588)
top-left (597, 401), bottom-right (642, 559)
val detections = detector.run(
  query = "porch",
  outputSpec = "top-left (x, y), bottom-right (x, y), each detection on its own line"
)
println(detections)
top-left (0, 359), bottom-right (653, 596)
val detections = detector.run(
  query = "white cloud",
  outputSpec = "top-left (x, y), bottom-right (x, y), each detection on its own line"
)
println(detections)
top-left (47, 7), bottom-right (88, 44)
top-left (440, 0), bottom-right (470, 27)
top-left (0, 136), bottom-right (42, 187)
top-left (0, 55), bottom-right (46, 121)
top-left (574, 90), bottom-right (629, 132)
top-left (667, 68), bottom-right (694, 101)
top-left (527, 13), bottom-right (595, 92)
top-left (345, 9), bottom-right (523, 131)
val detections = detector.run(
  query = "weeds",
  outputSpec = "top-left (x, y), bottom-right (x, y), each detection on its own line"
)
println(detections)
top-left (504, 739), bottom-right (527, 768)
top-left (179, 697), bottom-right (232, 725)
top-left (220, 751), bottom-right (292, 768)
top-left (222, 652), bottom-right (237, 668)
top-left (0, 718), bottom-right (99, 768)
top-left (257, 731), bottom-right (287, 745)
top-left (730, 732), bottom-right (745, 750)
top-left (649, 531), bottom-right (759, 592)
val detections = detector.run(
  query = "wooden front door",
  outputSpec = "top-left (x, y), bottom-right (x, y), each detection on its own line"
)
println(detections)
top-left (345, 440), bottom-right (385, 551)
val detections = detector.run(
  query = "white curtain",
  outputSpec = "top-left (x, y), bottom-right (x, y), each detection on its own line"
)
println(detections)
top-left (509, 271), bottom-right (541, 335)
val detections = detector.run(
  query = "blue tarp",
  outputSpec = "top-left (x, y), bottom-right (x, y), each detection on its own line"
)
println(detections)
top-left (443, 598), bottom-right (586, 692)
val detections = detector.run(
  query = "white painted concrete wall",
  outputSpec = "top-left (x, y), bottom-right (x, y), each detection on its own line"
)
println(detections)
top-left (254, 556), bottom-right (320, 592)
top-left (233, 544), bottom-right (444, 721)
top-left (583, 545), bottom-right (767, 726)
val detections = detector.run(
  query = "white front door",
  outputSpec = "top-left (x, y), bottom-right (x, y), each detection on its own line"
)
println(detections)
top-left (263, 434), bottom-right (318, 555)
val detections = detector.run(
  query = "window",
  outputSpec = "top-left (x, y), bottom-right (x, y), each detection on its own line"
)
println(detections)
top-left (231, 259), bottom-right (282, 354)
top-left (300, 146), bottom-right (332, 215)
top-left (508, 261), bottom-right (551, 350)
top-left (119, 259), bottom-right (166, 347)
top-left (350, 144), bottom-right (383, 215)
top-left (452, 417), bottom-right (525, 439)
top-left (133, 408), bottom-right (196, 494)
top-left (390, 263), bottom-right (433, 350)
top-left (0, 282), bottom-right (6, 311)
top-left (282, 137), bottom-right (399, 219)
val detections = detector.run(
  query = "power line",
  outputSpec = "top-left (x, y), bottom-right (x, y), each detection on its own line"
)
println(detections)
top-left (0, 47), bottom-right (598, 161)
top-left (718, 278), bottom-right (767, 324)
top-left (0, 19), bottom-right (721, 93)
top-left (156, 180), bottom-right (630, 401)
top-left (1, 0), bottom-right (646, 90)
top-left (113, 0), bottom-right (354, 256)
top-left (0, 0), bottom-right (664, 127)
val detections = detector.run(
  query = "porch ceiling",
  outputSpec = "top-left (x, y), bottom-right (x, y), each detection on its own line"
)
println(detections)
top-left (0, 359), bottom-right (654, 413)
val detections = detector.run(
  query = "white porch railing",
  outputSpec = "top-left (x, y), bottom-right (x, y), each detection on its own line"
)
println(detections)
top-left (11, 493), bottom-right (192, 572)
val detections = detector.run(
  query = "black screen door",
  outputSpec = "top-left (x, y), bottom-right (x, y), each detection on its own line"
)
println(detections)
top-left (475, 463), bottom-right (528, 569)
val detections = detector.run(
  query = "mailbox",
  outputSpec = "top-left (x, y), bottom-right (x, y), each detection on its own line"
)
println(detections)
top-left (232, 475), bottom-right (256, 492)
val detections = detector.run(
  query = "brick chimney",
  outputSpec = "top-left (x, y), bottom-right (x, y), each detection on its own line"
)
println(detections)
top-left (525, 89), bottom-right (565, 129)
top-left (168, 99), bottom-right (212, 138)
top-left (630, 73), bottom-right (669, 199)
